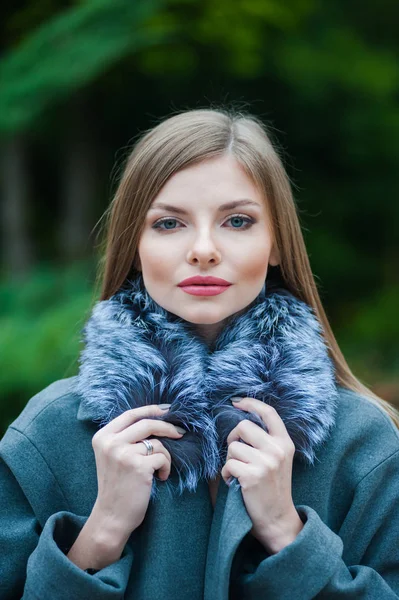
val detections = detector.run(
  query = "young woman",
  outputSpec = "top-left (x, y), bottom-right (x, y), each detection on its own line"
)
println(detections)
top-left (1, 108), bottom-right (399, 600)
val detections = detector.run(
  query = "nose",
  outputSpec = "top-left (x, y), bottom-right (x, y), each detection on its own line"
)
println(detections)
top-left (186, 229), bottom-right (221, 265)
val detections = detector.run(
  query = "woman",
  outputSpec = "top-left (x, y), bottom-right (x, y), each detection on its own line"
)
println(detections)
top-left (1, 108), bottom-right (399, 600)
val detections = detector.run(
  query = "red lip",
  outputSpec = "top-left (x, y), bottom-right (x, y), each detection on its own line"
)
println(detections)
top-left (178, 276), bottom-right (232, 286)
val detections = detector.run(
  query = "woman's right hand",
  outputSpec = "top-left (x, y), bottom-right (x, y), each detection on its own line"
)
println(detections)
top-left (90, 404), bottom-right (185, 545)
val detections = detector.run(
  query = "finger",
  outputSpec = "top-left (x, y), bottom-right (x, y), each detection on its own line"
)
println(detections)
top-left (227, 419), bottom-right (269, 448)
top-left (227, 439), bottom-right (260, 464)
top-left (221, 458), bottom-right (251, 484)
top-left (133, 438), bottom-right (172, 466)
top-left (102, 405), bottom-right (171, 435)
top-left (232, 398), bottom-right (289, 439)
top-left (124, 438), bottom-right (173, 481)
top-left (144, 452), bottom-right (171, 480)
top-left (142, 443), bottom-right (172, 480)
top-left (118, 418), bottom-right (185, 445)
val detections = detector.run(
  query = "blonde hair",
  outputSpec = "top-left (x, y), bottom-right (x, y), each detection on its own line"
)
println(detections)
top-left (92, 107), bottom-right (399, 428)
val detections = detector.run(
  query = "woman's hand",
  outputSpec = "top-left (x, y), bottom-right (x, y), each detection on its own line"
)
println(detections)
top-left (90, 404), bottom-right (185, 545)
top-left (221, 397), bottom-right (304, 555)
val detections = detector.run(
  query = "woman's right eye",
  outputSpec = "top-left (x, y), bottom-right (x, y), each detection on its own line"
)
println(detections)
top-left (152, 218), bottom-right (180, 231)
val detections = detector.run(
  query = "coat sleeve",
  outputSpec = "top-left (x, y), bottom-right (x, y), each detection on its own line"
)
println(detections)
top-left (231, 448), bottom-right (399, 599)
top-left (0, 457), bottom-right (134, 600)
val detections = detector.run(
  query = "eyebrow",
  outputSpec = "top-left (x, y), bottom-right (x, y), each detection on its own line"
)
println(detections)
top-left (148, 199), bottom-right (261, 214)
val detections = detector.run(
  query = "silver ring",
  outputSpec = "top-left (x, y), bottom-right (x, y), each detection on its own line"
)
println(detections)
top-left (141, 439), bottom-right (154, 455)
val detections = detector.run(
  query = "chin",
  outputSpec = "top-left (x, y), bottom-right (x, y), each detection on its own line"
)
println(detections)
top-left (176, 308), bottom-right (229, 325)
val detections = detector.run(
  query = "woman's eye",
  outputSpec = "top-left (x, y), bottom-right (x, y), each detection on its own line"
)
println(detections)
top-left (227, 215), bottom-right (254, 229)
top-left (152, 218), bottom-right (181, 231)
top-left (152, 215), bottom-right (255, 232)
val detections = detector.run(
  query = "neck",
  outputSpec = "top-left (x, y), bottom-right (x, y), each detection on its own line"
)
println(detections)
top-left (185, 306), bottom-right (253, 348)
top-left (189, 322), bottom-right (224, 348)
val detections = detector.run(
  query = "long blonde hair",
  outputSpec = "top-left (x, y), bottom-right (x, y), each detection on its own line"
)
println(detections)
top-left (92, 108), bottom-right (399, 428)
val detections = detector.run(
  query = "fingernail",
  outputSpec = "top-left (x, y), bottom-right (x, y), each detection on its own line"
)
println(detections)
top-left (230, 397), bottom-right (243, 403)
top-left (226, 476), bottom-right (234, 486)
top-left (175, 426), bottom-right (187, 434)
top-left (159, 404), bottom-right (172, 410)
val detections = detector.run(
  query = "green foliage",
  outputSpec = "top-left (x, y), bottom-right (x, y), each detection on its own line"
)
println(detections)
top-left (0, 0), bottom-right (398, 428)
top-left (0, 261), bottom-right (95, 433)
top-left (0, 0), bottom-right (169, 135)
top-left (336, 286), bottom-right (399, 379)
top-left (133, 0), bottom-right (315, 77)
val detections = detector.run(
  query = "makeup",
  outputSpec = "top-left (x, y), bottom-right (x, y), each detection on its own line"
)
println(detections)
top-left (179, 285), bottom-right (231, 296)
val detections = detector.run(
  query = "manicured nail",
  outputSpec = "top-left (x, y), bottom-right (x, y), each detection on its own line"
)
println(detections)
top-left (175, 426), bottom-right (187, 434)
top-left (159, 404), bottom-right (172, 410)
top-left (226, 476), bottom-right (234, 486)
top-left (230, 397), bottom-right (243, 403)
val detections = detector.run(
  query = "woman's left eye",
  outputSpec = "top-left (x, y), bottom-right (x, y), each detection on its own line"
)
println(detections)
top-left (152, 214), bottom-right (255, 232)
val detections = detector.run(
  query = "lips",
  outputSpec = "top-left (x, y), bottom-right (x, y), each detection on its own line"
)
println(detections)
top-left (178, 276), bottom-right (232, 287)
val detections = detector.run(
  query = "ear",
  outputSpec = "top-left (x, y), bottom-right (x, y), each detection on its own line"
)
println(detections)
top-left (268, 245), bottom-right (280, 267)
top-left (133, 254), bottom-right (142, 271)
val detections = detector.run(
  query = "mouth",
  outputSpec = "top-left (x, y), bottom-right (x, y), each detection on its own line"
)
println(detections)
top-left (182, 284), bottom-right (230, 287)
top-left (179, 284), bottom-right (231, 297)
top-left (178, 277), bottom-right (232, 287)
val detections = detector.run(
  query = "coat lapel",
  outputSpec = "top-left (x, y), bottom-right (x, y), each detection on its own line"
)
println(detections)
top-left (204, 479), bottom-right (253, 599)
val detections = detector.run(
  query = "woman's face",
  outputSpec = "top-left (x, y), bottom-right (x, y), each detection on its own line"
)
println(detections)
top-left (137, 154), bottom-right (280, 344)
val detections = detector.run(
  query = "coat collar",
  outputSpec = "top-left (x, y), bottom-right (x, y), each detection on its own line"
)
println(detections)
top-left (76, 273), bottom-right (338, 498)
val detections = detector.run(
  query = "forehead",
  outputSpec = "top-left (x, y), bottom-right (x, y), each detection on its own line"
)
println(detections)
top-left (149, 155), bottom-right (265, 211)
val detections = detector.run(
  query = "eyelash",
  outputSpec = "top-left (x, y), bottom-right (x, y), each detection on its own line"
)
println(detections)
top-left (151, 214), bottom-right (256, 232)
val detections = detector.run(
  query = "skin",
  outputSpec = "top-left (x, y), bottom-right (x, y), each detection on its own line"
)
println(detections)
top-left (226, 398), bottom-right (304, 554)
top-left (136, 153), bottom-right (279, 346)
top-left (136, 154), bottom-right (304, 553)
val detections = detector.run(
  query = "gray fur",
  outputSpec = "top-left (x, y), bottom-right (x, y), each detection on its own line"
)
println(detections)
top-left (75, 273), bottom-right (338, 499)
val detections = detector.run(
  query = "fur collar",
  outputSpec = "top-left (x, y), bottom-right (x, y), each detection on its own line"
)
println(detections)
top-left (75, 273), bottom-right (338, 498)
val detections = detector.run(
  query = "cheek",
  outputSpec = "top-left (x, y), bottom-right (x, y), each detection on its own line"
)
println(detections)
top-left (138, 236), bottom-right (175, 273)
top-left (235, 240), bottom-right (271, 278)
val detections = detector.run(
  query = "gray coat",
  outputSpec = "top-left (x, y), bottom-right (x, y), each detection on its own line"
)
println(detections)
top-left (1, 275), bottom-right (399, 598)
top-left (1, 377), bottom-right (399, 598)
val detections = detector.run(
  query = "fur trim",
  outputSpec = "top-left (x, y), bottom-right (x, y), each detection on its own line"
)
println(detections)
top-left (75, 274), bottom-right (338, 499)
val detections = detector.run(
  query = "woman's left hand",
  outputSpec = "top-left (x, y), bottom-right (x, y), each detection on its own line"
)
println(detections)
top-left (221, 397), bottom-right (304, 555)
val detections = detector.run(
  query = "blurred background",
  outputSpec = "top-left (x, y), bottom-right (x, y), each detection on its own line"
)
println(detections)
top-left (1, 0), bottom-right (398, 436)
